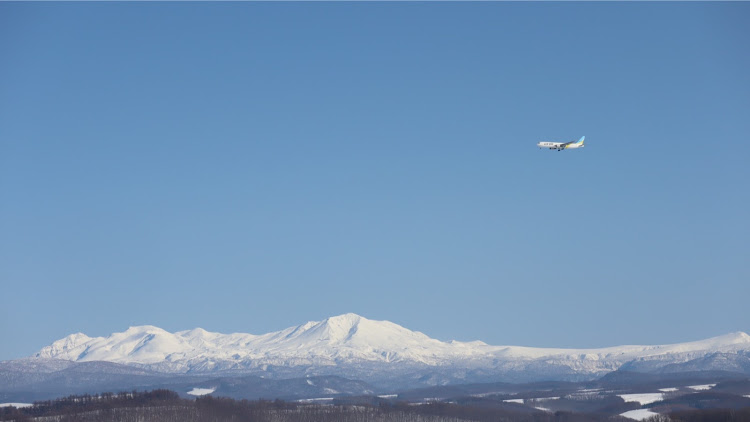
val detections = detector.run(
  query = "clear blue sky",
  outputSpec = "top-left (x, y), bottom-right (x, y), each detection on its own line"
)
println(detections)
top-left (1, 3), bottom-right (748, 361)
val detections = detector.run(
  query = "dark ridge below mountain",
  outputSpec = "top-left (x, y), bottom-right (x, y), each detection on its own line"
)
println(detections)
top-left (595, 370), bottom-right (749, 387)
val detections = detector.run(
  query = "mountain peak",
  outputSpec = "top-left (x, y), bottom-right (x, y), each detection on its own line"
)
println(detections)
top-left (286, 313), bottom-right (369, 344)
top-left (180, 327), bottom-right (210, 336)
top-left (325, 313), bottom-right (364, 325)
top-left (673, 331), bottom-right (750, 351)
top-left (36, 332), bottom-right (95, 359)
top-left (123, 325), bottom-right (170, 335)
top-left (321, 313), bottom-right (365, 334)
top-left (718, 331), bottom-right (750, 344)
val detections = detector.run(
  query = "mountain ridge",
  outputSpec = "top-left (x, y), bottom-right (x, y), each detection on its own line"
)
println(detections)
top-left (32, 313), bottom-right (750, 386)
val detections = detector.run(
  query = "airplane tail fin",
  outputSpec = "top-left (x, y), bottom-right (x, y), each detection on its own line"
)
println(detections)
top-left (577, 136), bottom-right (585, 145)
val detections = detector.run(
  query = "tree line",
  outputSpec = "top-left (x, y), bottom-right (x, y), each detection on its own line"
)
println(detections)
top-left (0, 390), bottom-right (593, 422)
top-left (3, 389), bottom-right (750, 422)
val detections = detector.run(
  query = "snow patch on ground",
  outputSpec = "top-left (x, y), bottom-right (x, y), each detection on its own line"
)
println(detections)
top-left (658, 388), bottom-right (678, 392)
top-left (503, 398), bottom-right (524, 404)
top-left (378, 394), bottom-right (397, 399)
top-left (298, 398), bottom-right (334, 403)
top-left (621, 409), bottom-right (660, 420)
top-left (534, 406), bottom-right (552, 412)
top-left (688, 384), bottom-right (716, 391)
top-left (571, 389), bottom-right (602, 398)
top-left (187, 387), bottom-right (216, 396)
top-left (618, 393), bottom-right (664, 405)
top-left (471, 391), bottom-right (508, 398)
top-left (0, 403), bottom-right (33, 408)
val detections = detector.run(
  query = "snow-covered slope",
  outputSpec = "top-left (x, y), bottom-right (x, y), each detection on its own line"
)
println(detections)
top-left (34, 314), bottom-right (750, 383)
top-left (36, 314), bottom-right (482, 370)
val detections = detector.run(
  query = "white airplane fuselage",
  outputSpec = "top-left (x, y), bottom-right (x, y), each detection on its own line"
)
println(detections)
top-left (537, 137), bottom-right (585, 151)
top-left (537, 141), bottom-right (566, 150)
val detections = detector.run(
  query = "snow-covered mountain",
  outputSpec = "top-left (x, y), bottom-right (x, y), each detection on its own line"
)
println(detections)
top-left (33, 314), bottom-right (750, 386)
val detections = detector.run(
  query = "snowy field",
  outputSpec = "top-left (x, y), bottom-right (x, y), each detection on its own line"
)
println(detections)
top-left (618, 393), bottom-right (664, 405)
top-left (187, 387), bottom-right (216, 396)
top-left (621, 409), bottom-right (660, 420)
top-left (688, 384), bottom-right (716, 391)
top-left (297, 398), bottom-right (334, 403)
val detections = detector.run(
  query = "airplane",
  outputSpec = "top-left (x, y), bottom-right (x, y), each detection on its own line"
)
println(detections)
top-left (537, 136), bottom-right (585, 151)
